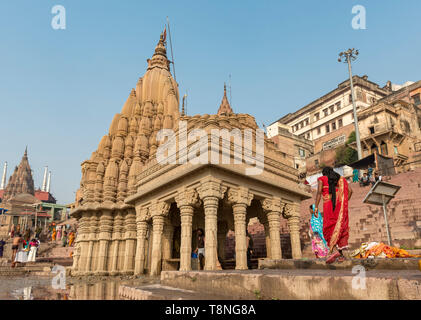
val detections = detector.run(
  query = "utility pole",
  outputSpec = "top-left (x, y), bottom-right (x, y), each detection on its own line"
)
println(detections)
top-left (338, 48), bottom-right (362, 160)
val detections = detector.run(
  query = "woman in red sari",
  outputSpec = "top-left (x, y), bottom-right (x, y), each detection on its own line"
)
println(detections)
top-left (315, 166), bottom-right (353, 264)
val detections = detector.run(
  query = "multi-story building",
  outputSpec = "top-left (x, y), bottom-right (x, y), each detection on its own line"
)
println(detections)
top-left (349, 80), bottom-right (421, 173)
top-left (269, 123), bottom-right (314, 178)
top-left (268, 75), bottom-right (390, 174)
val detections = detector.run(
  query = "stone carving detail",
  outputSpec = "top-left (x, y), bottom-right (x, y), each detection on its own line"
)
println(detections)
top-left (149, 200), bottom-right (170, 218)
top-left (197, 178), bottom-right (227, 200)
top-left (175, 187), bottom-right (200, 208)
top-left (261, 197), bottom-right (282, 213)
top-left (227, 187), bottom-right (253, 206)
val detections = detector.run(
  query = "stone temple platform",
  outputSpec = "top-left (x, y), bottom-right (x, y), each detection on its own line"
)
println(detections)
top-left (258, 257), bottom-right (421, 271)
top-left (119, 259), bottom-right (421, 300)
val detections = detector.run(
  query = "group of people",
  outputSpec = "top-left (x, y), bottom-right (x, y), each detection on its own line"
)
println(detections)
top-left (10, 233), bottom-right (41, 267)
top-left (352, 167), bottom-right (382, 187)
top-left (50, 224), bottom-right (75, 247)
top-left (308, 166), bottom-right (353, 264)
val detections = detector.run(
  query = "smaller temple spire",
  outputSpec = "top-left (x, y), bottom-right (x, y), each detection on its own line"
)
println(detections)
top-left (217, 83), bottom-right (234, 116)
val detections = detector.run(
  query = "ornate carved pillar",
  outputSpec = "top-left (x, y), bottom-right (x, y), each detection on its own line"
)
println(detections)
top-left (197, 178), bottom-right (227, 271)
top-left (85, 212), bottom-right (99, 274)
top-left (96, 210), bottom-right (113, 275)
top-left (134, 207), bottom-right (149, 275)
top-left (162, 216), bottom-right (174, 261)
top-left (175, 188), bottom-right (199, 271)
top-left (109, 211), bottom-right (124, 275)
top-left (283, 202), bottom-right (302, 259)
top-left (122, 209), bottom-right (137, 274)
top-left (73, 212), bottom-right (90, 274)
top-left (150, 201), bottom-right (170, 276)
top-left (261, 197), bottom-right (282, 260)
top-left (228, 187), bottom-right (253, 270)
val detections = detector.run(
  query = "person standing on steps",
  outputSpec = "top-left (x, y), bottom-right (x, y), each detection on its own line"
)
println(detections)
top-left (315, 166), bottom-right (353, 264)
top-left (194, 228), bottom-right (205, 270)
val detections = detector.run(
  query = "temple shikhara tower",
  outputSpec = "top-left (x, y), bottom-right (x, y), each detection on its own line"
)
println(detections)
top-left (70, 31), bottom-right (311, 276)
top-left (1, 148), bottom-right (35, 202)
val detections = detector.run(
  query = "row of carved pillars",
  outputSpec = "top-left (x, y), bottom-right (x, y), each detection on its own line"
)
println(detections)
top-left (72, 183), bottom-right (302, 276)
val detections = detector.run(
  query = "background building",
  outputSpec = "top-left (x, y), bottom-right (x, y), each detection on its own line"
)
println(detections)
top-left (268, 76), bottom-right (420, 176)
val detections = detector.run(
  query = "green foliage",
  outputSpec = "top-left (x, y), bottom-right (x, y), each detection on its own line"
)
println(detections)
top-left (335, 132), bottom-right (358, 166)
top-left (347, 131), bottom-right (356, 144)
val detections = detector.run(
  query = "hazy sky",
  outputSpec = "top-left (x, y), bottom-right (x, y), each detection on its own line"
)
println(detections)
top-left (0, 1), bottom-right (420, 204)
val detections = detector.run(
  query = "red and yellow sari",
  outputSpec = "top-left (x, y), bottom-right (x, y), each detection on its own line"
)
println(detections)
top-left (317, 176), bottom-right (349, 253)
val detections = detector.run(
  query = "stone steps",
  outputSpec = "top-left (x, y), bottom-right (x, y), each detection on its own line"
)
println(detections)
top-left (119, 284), bottom-right (231, 300)
top-left (258, 258), bottom-right (421, 271)
top-left (159, 270), bottom-right (421, 300)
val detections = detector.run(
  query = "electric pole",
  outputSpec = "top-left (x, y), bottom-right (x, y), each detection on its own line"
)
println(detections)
top-left (338, 48), bottom-right (362, 160)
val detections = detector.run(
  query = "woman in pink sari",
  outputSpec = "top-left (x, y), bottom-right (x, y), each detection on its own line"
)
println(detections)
top-left (315, 166), bottom-right (353, 264)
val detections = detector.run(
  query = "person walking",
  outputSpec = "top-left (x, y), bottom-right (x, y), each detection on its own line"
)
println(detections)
top-left (68, 231), bottom-right (75, 247)
top-left (57, 226), bottom-right (62, 241)
top-left (11, 233), bottom-right (23, 268)
top-left (62, 231), bottom-right (68, 247)
top-left (315, 166), bottom-right (353, 264)
top-left (27, 238), bottom-right (39, 262)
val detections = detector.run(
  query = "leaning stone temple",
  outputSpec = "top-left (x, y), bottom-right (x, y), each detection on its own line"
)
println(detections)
top-left (70, 31), bottom-right (311, 276)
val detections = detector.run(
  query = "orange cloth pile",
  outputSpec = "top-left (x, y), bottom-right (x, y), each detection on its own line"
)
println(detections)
top-left (351, 242), bottom-right (421, 259)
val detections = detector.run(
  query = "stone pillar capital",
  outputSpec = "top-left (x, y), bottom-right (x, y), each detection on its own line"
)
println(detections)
top-left (227, 187), bottom-right (254, 207)
top-left (282, 202), bottom-right (299, 219)
top-left (175, 187), bottom-right (200, 209)
top-left (197, 178), bottom-right (227, 201)
top-left (135, 206), bottom-right (150, 223)
top-left (261, 197), bottom-right (282, 213)
top-left (150, 200), bottom-right (171, 218)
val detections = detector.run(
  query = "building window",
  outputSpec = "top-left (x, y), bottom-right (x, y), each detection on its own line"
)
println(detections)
top-left (338, 118), bottom-right (343, 128)
top-left (317, 127), bottom-right (321, 135)
top-left (314, 113), bottom-right (320, 121)
top-left (413, 94), bottom-right (421, 106)
top-left (369, 126), bottom-right (375, 134)
top-left (336, 102), bottom-right (341, 110)
top-left (323, 109), bottom-right (328, 117)
top-left (296, 164), bottom-right (299, 169)
top-left (332, 122), bottom-right (336, 130)
top-left (299, 148), bottom-right (305, 157)
top-left (349, 94), bottom-right (353, 104)
top-left (315, 159), bottom-right (319, 167)
top-left (325, 124), bottom-right (330, 133)
top-left (394, 146), bottom-right (398, 154)
top-left (329, 105), bottom-right (335, 114)
top-left (380, 141), bottom-right (388, 155)
top-left (306, 133), bottom-right (310, 139)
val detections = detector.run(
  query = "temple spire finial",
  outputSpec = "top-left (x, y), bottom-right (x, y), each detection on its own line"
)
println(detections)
top-left (217, 84), bottom-right (234, 116)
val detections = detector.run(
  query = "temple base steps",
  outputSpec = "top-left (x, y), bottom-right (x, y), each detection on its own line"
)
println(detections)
top-left (118, 283), bottom-right (230, 300)
top-left (153, 269), bottom-right (421, 300)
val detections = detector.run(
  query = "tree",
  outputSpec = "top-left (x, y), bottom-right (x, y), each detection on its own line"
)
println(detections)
top-left (335, 132), bottom-right (358, 166)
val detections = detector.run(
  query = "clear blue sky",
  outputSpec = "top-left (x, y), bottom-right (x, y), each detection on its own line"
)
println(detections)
top-left (0, 1), bottom-right (420, 204)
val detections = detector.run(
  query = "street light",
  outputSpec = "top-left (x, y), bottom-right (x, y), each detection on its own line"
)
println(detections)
top-left (338, 48), bottom-right (363, 160)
